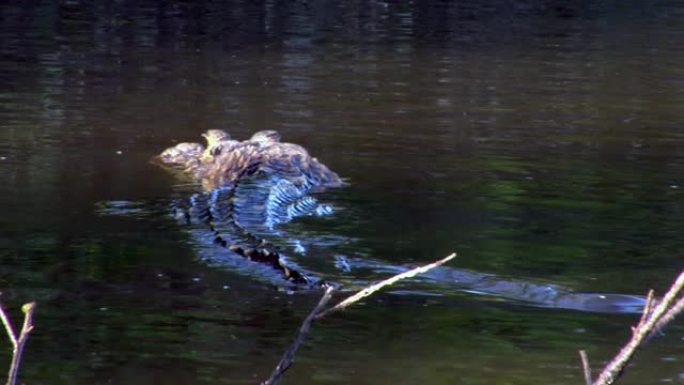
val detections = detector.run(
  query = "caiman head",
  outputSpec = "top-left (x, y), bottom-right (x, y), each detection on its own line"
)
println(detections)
top-left (157, 129), bottom-right (345, 191)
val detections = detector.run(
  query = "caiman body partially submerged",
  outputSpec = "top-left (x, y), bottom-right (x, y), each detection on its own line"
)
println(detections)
top-left (159, 129), bottom-right (343, 192)
top-left (154, 130), bottom-right (646, 313)
top-left (157, 129), bottom-right (343, 284)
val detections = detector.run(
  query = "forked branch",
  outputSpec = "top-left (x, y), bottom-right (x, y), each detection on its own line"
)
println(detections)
top-left (0, 296), bottom-right (36, 385)
top-left (262, 252), bottom-right (457, 385)
top-left (581, 270), bottom-right (684, 385)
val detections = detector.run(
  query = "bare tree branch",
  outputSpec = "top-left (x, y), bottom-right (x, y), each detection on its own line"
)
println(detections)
top-left (261, 252), bottom-right (457, 385)
top-left (579, 350), bottom-right (592, 385)
top-left (651, 295), bottom-right (684, 339)
top-left (262, 286), bottom-right (334, 385)
top-left (635, 290), bottom-right (655, 331)
top-left (0, 298), bottom-right (17, 350)
top-left (0, 299), bottom-right (36, 385)
top-left (316, 252), bottom-right (456, 319)
top-left (583, 270), bottom-right (684, 385)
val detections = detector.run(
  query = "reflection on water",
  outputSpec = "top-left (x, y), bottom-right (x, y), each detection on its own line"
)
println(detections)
top-left (1, 1), bottom-right (684, 384)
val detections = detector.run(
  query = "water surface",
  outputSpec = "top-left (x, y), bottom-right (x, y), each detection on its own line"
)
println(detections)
top-left (1, 1), bottom-right (683, 384)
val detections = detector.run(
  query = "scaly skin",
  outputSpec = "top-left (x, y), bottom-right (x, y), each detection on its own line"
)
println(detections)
top-left (156, 130), bottom-right (342, 285)
top-left (157, 130), bottom-right (343, 191)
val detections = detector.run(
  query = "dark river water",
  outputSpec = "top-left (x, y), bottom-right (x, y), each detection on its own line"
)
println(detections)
top-left (1, 1), bottom-right (684, 384)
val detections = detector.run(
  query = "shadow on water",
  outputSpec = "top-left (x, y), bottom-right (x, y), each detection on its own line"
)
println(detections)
top-left (1, 1), bottom-right (684, 384)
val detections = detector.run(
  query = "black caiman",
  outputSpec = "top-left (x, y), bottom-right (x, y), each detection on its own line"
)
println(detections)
top-left (150, 130), bottom-right (646, 314)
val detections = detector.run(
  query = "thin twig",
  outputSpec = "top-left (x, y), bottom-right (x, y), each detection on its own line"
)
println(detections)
top-left (635, 290), bottom-right (655, 331)
top-left (0, 300), bottom-right (36, 385)
top-left (316, 252), bottom-right (456, 319)
top-left (261, 252), bottom-right (457, 385)
top-left (6, 303), bottom-right (35, 385)
top-left (0, 301), bottom-right (17, 349)
top-left (589, 270), bottom-right (684, 385)
top-left (639, 272), bottom-right (684, 329)
top-left (579, 350), bottom-right (592, 385)
top-left (261, 286), bottom-right (334, 385)
top-left (651, 295), bottom-right (684, 338)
